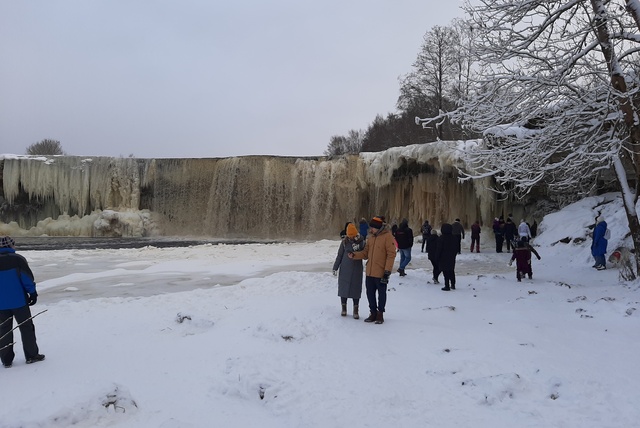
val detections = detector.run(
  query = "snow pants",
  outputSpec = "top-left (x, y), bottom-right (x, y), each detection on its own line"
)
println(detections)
top-left (0, 305), bottom-right (40, 365)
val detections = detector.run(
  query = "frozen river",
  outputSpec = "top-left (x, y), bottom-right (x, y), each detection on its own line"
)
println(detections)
top-left (22, 239), bottom-right (515, 304)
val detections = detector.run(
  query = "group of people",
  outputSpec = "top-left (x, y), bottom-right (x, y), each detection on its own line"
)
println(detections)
top-left (332, 216), bottom-right (470, 325)
top-left (492, 215), bottom-right (538, 253)
top-left (334, 216), bottom-right (395, 324)
top-left (333, 214), bottom-right (556, 323)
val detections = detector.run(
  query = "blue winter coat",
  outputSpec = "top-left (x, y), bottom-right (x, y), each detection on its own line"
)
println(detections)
top-left (591, 221), bottom-right (608, 257)
top-left (0, 248), bottom-right (37, 310)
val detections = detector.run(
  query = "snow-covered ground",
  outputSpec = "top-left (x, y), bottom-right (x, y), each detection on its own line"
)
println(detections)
top-left (1, 193), bottom-right (639, 427)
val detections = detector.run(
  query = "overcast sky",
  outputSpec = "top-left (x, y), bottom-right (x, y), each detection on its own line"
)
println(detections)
top-left (1, 1), bottom-right (465, 159)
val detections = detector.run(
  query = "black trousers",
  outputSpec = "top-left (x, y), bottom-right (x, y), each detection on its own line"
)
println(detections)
top-left (0, 305), bottom-right (40, 365)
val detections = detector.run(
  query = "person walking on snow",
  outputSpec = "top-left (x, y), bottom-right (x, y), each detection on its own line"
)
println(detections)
top-left (518, 219), bottom-right (532, 242)
top-left (426, 229), bottom-right (441, 283)
top-left (591, 216), bottom-right (608, 270)
top-left (420, 220), bottom-right (432, 253)
top-left (349, 216), bottom-right (396, 324)
top-left (470, 220), bottom-right (481, 252)
top-left (452, 218), bottom-right (465, 254)
top-left (358, 218), bottom-right (369, 241)
top-left (435, 223), bottom-right (458, 291)
top-left (333, 223), bottom-right (365, 319)
top-left (394, 218), bottom-right (414, 276)
top-left (0, 236), bottom-right (45, 368)
top-left (504, 218), bottom-right (517, 251)
top-left (509, 238), bottom-right (541, 281)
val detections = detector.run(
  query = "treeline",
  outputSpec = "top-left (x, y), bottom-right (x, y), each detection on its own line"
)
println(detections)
top-left (325, 19), bottom-right (478, 156)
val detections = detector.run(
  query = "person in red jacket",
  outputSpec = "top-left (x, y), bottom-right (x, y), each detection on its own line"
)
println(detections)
top-left (509, 238), bottom-right (541, 281)
top-left (0, 236), bottom-right (45, 368)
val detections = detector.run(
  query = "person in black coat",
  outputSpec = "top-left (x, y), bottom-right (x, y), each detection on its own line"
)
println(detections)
top-left (425, 229), bottom-right (441, 284)
top-left (504, 218), bottom-right (517, 251)
top-left (435, 223), bottom-right (458, 291)
top-left (394, 218), bottom-right (414, 276)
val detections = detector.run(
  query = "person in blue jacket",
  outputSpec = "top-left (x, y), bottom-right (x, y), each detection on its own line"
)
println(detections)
top-left (0, 236), bottom-right (45, 368)
top-left (591, 216), bottom-right (608, 270)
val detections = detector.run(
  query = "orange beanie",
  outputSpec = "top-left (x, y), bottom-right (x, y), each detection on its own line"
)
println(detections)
top-left (346, 223), bottom-right (358, 238)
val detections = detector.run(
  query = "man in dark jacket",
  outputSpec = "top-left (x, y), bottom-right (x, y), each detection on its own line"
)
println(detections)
top-left (436, 224), bottom-right (458, 291)
top-left (394, 219), bottom-right (414, 276)
top-left (504, 218), bottom-right (517, 251)
top-left (349, 216), bottom-right (396, 324)
top-left (420, 220), bottom-right (431, 253)
top-left (0, 236), bottom-right (45, 368)
top-left (451, 219), bottom-right (465, 254)
top-left (425, 230), bottom-right (440, 284)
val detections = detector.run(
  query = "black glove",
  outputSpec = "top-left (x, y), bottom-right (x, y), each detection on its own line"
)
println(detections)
top-left (28, 292), bottom-right (38, 306)
top-left (380, 271), bottom-right (391, 285)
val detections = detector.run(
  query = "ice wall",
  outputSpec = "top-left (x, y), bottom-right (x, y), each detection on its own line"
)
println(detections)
top-left (0, 143), bottom-right (518, 239)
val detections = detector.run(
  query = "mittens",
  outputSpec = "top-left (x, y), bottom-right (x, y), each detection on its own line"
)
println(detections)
top-left (28, 292), bottom-right (38, 306)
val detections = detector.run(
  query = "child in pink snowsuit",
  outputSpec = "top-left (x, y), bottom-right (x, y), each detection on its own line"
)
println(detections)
top-left (509, 239), bottom-right (541, 281)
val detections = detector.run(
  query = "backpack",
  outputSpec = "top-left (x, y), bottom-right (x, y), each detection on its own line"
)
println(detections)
top-left (604, 228), bottom-right (611, 240)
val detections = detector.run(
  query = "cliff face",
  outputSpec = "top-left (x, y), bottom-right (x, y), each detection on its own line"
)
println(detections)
top-left (0, 142), bottom-right (519, 239)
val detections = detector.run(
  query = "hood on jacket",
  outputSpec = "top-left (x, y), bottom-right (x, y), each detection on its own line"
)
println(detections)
top-left (441, 223), bottom-right (453, 235)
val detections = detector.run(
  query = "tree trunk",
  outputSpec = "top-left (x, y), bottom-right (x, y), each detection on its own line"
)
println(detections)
top-left (591, 0), bottom-right (640, 275)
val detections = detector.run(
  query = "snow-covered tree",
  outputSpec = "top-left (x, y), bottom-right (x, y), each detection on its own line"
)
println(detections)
top-left (400, 25), bottom-right (459, 140)
top-left (418, 0), bottom-right (640, 275)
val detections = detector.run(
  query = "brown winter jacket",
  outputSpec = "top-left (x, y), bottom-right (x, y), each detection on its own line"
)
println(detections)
top-left (351, 227), bottom-right (396, 278)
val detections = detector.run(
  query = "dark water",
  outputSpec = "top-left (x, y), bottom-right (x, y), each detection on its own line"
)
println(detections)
top-left (15, 236), bottom-right (281, 251)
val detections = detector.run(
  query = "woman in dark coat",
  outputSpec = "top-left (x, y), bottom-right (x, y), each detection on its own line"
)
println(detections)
top-left (436, 223), bottom-right (458, 291)
top-left (425, 229), bottom-right (440, 284)
top-left (333, 223), bottom-right (365, 318)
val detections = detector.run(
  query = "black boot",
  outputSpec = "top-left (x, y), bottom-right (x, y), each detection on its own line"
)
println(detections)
top-left (364, 312), bottom-right (377, 323)
top-left (375, 312), bottom-right (384, 324)
top-left (341, 304), bottom-right (347, 316)
top-left (441, 286), bottom-right (451, 291)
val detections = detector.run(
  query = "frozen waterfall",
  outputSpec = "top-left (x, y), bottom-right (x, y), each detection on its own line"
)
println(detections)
top-left (0, 142), bottom-right (517, 239)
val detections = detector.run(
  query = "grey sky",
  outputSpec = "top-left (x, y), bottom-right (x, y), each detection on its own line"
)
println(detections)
top-left (1, 1), bottom-right (465, 159)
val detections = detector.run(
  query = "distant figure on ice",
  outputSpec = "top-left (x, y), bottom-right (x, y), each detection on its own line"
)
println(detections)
top-left (509, 238), bottom-right (541, 281)
top-left (359, 218), bottom-right (369, 240)
top-left (436, 223), bottom-right (458, 291)
top-left (493, 216), bottom-right (505, 252)
top-left (452, 218), bottom-right (465, 254)
top-left (470, 220), bottom-right (481, 253)
top-left (0, 236), bottom-right (45, 368)
top-left (530, 219), bottom-right (538, 238)
top-left (333, 223), bottom-right (365, 319)
top-left (504, 218), bottom-right (517, 251)
top-left (591, 216), bottom-right (609, 270)
top-left (349, 216), bottom-right (396, 324)
top-left (420, 220), bottom-right (432, 253)
top-left (518, 219), bottom-right (532, 243)
top-left (426, 229), bottom-right (441, 284)
top-left (394, 219), bottom-right (414, 277)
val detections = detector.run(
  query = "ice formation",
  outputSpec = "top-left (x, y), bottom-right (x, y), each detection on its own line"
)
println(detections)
top-left (0, 143), bottom-right (517, 239)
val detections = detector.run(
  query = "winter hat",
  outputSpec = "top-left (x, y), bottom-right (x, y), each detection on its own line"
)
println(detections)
top-left (346, 223), bottom-right (358, 238)
top-left (369, 216), bottom-right (384, 229)
top-left (0, 236), bottom-right (15, 248)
